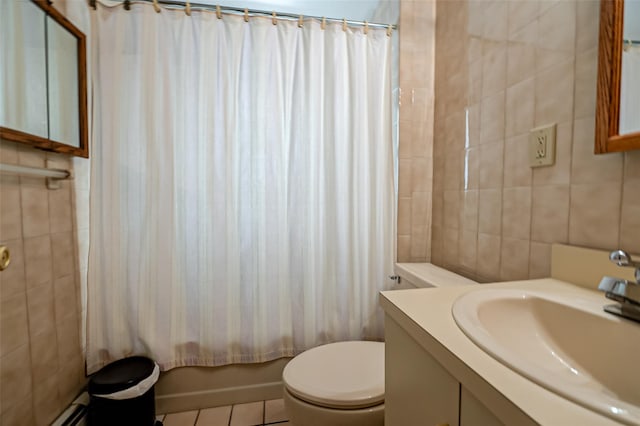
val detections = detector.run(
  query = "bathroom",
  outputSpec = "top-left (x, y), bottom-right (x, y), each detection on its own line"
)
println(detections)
top-left (0, 0), bottom-right (639, 425)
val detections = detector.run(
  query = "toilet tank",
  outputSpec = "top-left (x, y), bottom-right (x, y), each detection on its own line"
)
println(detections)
top-left (394, 263), bottom-right (477, 289)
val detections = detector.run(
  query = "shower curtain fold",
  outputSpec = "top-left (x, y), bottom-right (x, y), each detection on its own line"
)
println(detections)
top-left (87, 3), bottom-right (395, 373)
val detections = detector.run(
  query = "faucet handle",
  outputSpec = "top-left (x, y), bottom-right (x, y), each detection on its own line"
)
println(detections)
top-left (609, 250), bottom-right (640, 283)
top-left (609, 250), bottom-right (640, 268)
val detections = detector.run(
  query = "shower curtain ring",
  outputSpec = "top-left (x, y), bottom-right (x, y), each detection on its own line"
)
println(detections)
top-left (185, 0), bottom-right (191, 16)
top-left (124, 0), bottom-right (131, 10)
top-left (298, 15), bottom-right (303, 28)
top-left (272, 11), bottom-right (277, 25)
top-left (216, 4), bottom-right (222, 19)
top-left (152, 0), bottom-right (160, 13)
top-left (364, 21), bottom-right (368, 35)
top-left (321, 17), bottom-right (326, 30)
top-left (342, 18), bottom-right (347, 31)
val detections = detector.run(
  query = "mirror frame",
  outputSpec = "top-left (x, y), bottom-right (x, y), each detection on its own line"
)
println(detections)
top-left (595, 0), bottom-right (640, 153)
top-left (0, 0), bottom-right (88, 158)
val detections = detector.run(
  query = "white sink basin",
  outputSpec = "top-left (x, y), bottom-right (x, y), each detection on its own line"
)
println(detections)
top-left (452, 288), bottom-right (640, 425)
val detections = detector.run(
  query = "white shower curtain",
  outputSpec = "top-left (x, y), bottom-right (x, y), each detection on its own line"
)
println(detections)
top-left (87, 3), bottom-right (394, 373)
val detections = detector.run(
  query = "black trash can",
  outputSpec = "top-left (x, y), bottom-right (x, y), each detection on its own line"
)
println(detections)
top-left (88, 356), bottom-right (160, 426)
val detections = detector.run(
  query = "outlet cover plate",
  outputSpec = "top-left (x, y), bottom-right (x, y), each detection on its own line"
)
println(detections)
top-left (529, 123), bottom-right (556, 168)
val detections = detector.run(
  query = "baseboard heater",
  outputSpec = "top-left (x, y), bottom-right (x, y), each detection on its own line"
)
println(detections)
top-left (52, 392), bottom-right (89, 426)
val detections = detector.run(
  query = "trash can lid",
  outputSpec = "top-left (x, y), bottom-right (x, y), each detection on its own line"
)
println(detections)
top-left (89, 356), bottom-right (157, 395)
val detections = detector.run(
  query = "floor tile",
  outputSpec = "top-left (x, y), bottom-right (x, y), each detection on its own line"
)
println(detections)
top-left (264, 399), bottom-right (287, 423)
top-left (196, 405), bottom-right (232, 425)
top-left (163, 410), bottom-right (199, 426)
top-left (229, 401), bottom-right (264, 426)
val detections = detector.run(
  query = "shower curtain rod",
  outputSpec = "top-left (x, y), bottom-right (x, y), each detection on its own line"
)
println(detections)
top-left (90, 0), bottom-right (397, 31)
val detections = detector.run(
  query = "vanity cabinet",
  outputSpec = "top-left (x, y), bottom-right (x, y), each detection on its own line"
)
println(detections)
top-left (385, 316), bottom-right (459, 426)
top-left (382, 274), bottom-right (626, 426)
top-left (459, 387), bottom-right (502, 426)
top-left (385, 315), bottom-right (507, 426)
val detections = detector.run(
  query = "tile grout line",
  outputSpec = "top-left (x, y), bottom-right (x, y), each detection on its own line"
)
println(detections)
top-left (161, 399), bottom-right (289, 426)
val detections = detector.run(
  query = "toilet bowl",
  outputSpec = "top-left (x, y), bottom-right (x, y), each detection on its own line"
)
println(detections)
top-left (283, 263), bottom-right (478, 425)
top-left (282, 341), bottom-right (384, 426)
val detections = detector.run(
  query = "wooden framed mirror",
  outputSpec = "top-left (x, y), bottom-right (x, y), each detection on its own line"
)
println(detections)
top-left (0, 0), bottom-right (88, 158)
top-left (595, 0), bottom-right (640, 154)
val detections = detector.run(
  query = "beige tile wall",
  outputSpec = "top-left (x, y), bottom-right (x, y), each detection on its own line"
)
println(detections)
top-left (398, 0), bottom-right (437, 262)
top-left (425, 0), bottom-right (640, 282)
top-left (0, 140), bottom-right (85, 425)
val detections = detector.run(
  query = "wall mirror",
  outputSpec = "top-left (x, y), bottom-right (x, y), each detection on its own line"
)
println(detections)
top-left (0, 0), bottom-right (88, 158)
top-left (596, 0), bottom-right (640, 153)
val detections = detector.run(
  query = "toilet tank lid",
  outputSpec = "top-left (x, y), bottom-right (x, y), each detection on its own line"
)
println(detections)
top-left (283, 341), bottom-right (385, 409)
top-left (396, 263), bottom-right (478, 288)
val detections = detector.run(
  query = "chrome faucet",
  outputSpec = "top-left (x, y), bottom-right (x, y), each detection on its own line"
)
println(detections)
top-left (598, 250), bottom-right (640, 323)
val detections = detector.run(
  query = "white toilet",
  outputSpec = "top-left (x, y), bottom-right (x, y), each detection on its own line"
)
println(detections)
top-left (282, 263), bottom-right (477, 425)
top-left (283, 341), bottom-right (385, 426)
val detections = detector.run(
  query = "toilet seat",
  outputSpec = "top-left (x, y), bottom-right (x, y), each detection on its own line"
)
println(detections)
top-left (282, 341), bottom-right (385, 409)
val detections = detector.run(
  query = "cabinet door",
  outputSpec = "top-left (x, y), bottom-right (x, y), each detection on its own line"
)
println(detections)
top-left (460, 386), bottom-right (503, 426)
top-left (0, 0), bottom-right (48, 138)
top-left (385, 315), bottom-right (459, 426)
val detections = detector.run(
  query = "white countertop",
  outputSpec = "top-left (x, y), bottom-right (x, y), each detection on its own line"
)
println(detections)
top-left (380, 278), bottom-right (625, 426)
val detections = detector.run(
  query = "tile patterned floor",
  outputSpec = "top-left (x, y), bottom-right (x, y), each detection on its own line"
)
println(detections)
top-left (158, 398), bottom-right (289, 426)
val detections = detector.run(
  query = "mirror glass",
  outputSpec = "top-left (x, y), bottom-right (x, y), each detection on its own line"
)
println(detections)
top-left (47, 15), bottom-right (80, 147)
top-left (0, 0), bottom-right (48, 138)
top-left (620, 0), bottom-right (640, 135)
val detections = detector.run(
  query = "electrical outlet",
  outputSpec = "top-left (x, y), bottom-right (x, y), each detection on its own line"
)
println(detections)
top-left (529, 123), bottom-right (556, 168)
